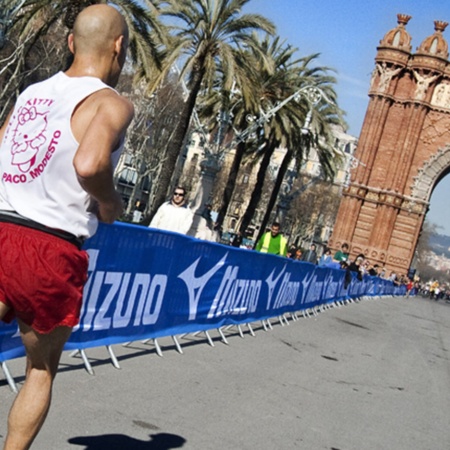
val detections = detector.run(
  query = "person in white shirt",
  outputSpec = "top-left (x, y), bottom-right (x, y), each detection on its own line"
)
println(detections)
top-left (0, 5), bottom-right (133, 449)
top-left (149, 186), bottom-right (194, 235)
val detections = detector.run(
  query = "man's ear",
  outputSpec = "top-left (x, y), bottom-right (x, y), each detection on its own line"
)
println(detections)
top-left (68, 33), bottom-right (75, 54)
top-left (114, 35), bottom-right (124, 56)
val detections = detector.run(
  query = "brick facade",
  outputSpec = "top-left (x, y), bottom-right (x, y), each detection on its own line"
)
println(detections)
top-left (329, 14), bottom-right (450, 275)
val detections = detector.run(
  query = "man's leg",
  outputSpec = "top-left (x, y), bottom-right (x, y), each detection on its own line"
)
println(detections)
top-left (0, 301), bottom-right (10, 321)
top-left (3, 321), bottom-right (72, 450)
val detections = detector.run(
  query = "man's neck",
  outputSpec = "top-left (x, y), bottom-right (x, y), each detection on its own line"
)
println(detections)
top-left (65, 58), bottom-right (113, 86)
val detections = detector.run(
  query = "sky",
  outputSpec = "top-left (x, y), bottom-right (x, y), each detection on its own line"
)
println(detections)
top-left (242, 0), bottom-right (450, 234)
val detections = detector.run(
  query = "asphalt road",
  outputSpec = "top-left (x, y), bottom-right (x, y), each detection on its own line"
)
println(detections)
top-left (1, 294), bottom-right (450, 450)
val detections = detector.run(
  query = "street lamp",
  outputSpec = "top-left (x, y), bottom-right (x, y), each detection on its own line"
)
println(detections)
top-left (193, 84), bottom-right (335, 169)
top-left (237, 85), bottom-right (332, 145)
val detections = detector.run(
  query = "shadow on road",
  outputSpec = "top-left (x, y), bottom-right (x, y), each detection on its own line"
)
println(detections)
top-left (68, 432), bottom-right (186, 449)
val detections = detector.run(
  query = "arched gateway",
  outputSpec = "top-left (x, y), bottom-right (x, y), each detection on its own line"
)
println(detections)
top-left (329, 14), bottom-right (450, 275)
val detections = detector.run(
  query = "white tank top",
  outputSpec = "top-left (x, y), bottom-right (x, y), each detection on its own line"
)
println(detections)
top-left (0, 72), bottom-right (123, 238)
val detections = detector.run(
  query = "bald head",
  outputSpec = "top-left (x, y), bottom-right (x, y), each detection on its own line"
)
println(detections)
top-left (72, 4), bottom-right (128, 56)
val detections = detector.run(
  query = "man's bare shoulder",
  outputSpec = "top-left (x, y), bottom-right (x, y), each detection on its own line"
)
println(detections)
top-left (94, 89), bottom-right (134, 119)
top-left (72, 88), bottom-right (133, 143)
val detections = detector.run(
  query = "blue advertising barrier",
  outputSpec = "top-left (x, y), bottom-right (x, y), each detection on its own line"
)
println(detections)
top-left (0, 221), bottom-right (405, 362)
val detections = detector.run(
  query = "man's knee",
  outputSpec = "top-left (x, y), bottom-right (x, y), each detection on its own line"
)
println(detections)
top-left (19, 321), bottom-right (73, 377)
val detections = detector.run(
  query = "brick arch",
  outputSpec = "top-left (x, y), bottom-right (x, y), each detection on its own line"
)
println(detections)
top-left (329, 16), bottom-right (450, 274)
top-left (412, 145), bottom-right (450, 202)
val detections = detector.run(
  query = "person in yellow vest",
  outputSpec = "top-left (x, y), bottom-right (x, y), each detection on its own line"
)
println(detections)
top-left (255, 222), bottom-right (288, 256)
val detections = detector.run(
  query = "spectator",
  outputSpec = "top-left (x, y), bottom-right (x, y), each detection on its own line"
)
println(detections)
top-left (255, 222), bottom-right (288, 256)
top-left (368, 264), bottom-right (379, 277)
top-left (318, 248), bottom-right (333, 267)
top-left (302, 243), bottom-right (318, 264)
top-left (333, 243), bottom-right (350, 262)
top-left (287, 245), bottom-right (297, 259)
top-left (149, 186), bottom-right (194, 235)
top-left (348, 254), bottom-right (365, 281)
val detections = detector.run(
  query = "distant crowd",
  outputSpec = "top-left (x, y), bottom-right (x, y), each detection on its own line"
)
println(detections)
top-left (147, 192), bottom-right (418, 293)
top-left (238, 223), bottom-right (416, 291)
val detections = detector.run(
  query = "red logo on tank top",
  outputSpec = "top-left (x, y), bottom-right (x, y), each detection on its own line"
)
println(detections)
top-left (2, 98), bottom-right (61, 184)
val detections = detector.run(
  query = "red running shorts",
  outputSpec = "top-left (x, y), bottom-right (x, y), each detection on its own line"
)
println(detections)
top-left (0, 222), bottom-right (88, 334)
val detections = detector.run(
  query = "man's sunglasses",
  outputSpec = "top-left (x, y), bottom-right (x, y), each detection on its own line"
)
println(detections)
top-left (173, 192), bottom-right (185, 197)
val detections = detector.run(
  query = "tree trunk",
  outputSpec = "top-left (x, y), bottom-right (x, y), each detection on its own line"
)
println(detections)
top-left (255, 149), bottom-right (293, 245)
top-left (216, 139), bottom-right (247, 225)
top-left (239, 136), bottom-right (277, 238)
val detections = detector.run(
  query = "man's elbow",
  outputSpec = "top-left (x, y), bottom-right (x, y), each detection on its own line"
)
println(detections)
top-left (73, 156), bottom-right (111, 181)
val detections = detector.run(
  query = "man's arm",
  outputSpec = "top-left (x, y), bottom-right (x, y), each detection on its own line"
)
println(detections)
top-left (73, 93), bottom-right (134, 223)
top-left (281, 238), bottom-right (288, 257)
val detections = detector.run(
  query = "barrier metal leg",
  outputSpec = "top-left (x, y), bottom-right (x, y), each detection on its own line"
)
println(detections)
top-left (217, 328), bottom-right (229, 345)
top-left (69, 349), bottom-right (94, 374)
top-left (204, 330), bottom-right (215, 347)
top-left (283, 314), bottom-right (290, 325)
top-left (152, 338), bottom-right (163, 357)
top-left (172, 335), bottom-right (183, 354)
top-left (247, 323), bottom-right (256, 337)
top-left (106, 345), bottom-right (121, 369)
top-left (80, 349), bottom-right (94, 375)
top-left (266, 318), bottom-right (273, 330)
top-left (261, 320), bottom-right (268, 331)
top-left (237, 324), bottom-right (245, 338)
top-left (2, 361), bottom-right (18, 394)
top-left (180, 330), bottom-right (214, 347)
top-left (278, 315), bottom-right (285, 326)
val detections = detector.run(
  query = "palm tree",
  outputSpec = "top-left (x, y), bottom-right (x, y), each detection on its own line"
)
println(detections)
top-left (146, 0), bottom-right (275, 219)
top-left (196, 35), bottom-right (278, 227)
top-left (236, 38), bottom-right (345, 242)
top-left (10, 0), bottom-right (164, 64)
top-left (254, 63), bottom-right (344, 244)
top-left (1, 0), bottom-right (165, 123)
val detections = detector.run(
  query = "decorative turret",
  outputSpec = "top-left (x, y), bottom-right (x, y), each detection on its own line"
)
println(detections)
top-left (412, 20), bottom-right (448, 73)
top-left (416, 21), bottom-right (449, 59)
top-left (376, 14), bottom-right (412, 67)
top-left (379, 14), bottom-right (412, 52)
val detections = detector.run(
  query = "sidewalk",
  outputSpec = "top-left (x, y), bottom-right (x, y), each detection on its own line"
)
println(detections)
top-left (1, 295), bottom-right (450, 449)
